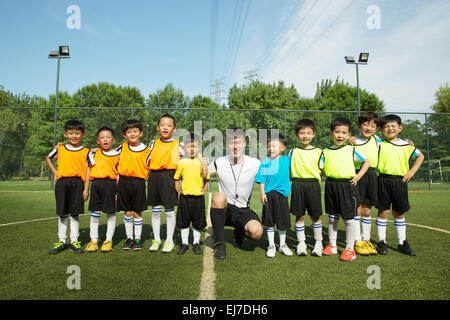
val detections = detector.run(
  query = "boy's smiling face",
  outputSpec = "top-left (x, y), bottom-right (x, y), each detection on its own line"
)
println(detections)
top-left (296, 127), bottom-right (315, 147)
top-left (123, 127), bottom-right (143, 146)
top-left (330, 125), bottom-right (351, 146)
top-left (359, 120), bottom-right (378, 139)
top-left (267, 139), bottom-right (285, 159)
top-left (381, 121), bottom-right (402, 141)
top-left (64, 129), bottom-right (85, 147)
top-left (157, 117), bottom-right (176, 140)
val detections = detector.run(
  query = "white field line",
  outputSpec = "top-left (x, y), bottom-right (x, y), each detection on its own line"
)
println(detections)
top-left (197, 192), bottom-right (216, 300)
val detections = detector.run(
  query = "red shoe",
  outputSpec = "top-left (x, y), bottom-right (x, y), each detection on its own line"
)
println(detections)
top-left (339, 249), bottom-right (356, 262)
top-left (322, 244), bottom-right (337, 256)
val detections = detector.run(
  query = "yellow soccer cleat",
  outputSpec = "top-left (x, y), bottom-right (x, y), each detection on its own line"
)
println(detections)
top-left (85, 240), bottom-right (98, 253)
top-left (101, 240), bottom-right (114, 252)
top-left (355, 240), bottom-right (370, 256)
top-left (364, 240), bottom-right (377, 255)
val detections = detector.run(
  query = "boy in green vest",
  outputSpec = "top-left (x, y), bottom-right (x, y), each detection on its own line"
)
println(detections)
top-left (289, 119), bottom-right (324, 256)
top-left (376, 114), bottom-right (424, 256)
top-left (319, 117), bottom-right (371, 262)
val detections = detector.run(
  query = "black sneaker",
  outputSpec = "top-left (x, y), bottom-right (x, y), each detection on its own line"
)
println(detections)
top-left (123, 238), bottom-right (134, 250)
top-left (214, 242), bottom-right (226, 260)
top-left (377, 240), bottom-right (388, 255)
top-left (192, 243), bottom-right (202, 255)
top-left (177, 244), bottom-right (189, 255)
top-left (49, 241), bottom-right (68, 254)
top-left (398, 240), bottom-right (416, 256)
top-left (70, 241), bottom-right (84, 254)
top-left (234, 228), bottom-right (244, 248)
top-left (132, 239), bottom-right (142, 251)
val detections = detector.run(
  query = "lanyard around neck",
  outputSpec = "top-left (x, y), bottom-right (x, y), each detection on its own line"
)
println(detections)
top-left (229, 157), bottom-right (244, 199)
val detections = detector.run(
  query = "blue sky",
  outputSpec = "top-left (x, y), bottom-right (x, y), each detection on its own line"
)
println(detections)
top-left (1, 0), bottom-right (449, 113)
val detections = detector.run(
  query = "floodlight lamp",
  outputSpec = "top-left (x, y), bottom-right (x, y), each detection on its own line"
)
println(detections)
top-left (59, 46), bottom-right (70, 57)
top-left (48, 50), bottom-right (59, 59)
top-left (345, 56), bottom-right (356, 64)
top-left (358, 52), bottom-right (369, 63)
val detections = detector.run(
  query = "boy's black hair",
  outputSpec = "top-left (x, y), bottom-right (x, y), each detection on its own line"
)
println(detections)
top-left (225, 128), bottom-right (246, 143)
top-left (121, 119), bottom-right (142, 133)
top-left (183, 133), bottom-right (201, 144)
top-left (96, 126), bottom-right (115, 138)
top-left (64, 120), bottom-right (85, 132)
top-left (158, 113), bottom-right (176, 127)
top-left (358, 111), bottom-right (380, 127)
top-left (268, 133), bottom-right (287, 146)
top-left (380, 114), bottom-right (402, 128)
top-left (330, 117), bottom-right (352, 132)
top-left (295, 118), bottom-right (316, 135)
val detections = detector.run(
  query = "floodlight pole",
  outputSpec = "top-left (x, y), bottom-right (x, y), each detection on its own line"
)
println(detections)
top-left (355, 62), bottom-right (360, 117)
top-left (50, 56), bottom-right (61, 190)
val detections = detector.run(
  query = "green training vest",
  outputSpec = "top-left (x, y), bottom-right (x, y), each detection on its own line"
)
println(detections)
top-left (290, 147), bottom-right (322, 181)
top-left (354, 135), bottom-right (378, 170)
top-left (377, 140), bottom-right (416, 176)
top-left (322, 145), bottom-right (356, 179)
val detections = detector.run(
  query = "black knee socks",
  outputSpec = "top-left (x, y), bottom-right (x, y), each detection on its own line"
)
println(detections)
top-left (210, 207), bottom-right (226, 243)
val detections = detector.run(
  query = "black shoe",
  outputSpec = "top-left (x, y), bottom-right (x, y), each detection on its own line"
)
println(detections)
top-left (214, 242), bottom-right (226, 260)
top-left (398, 240), bottom-right (416, 256)
top-left (192, 243), bottom-right (202, 255)
top-left (69, 241), bottom-right (84, 254)
top-left (123, 238), bottom-right (134, 250)
top-left (177, 244), bottom-right (189, 255)
top-left (234, 228), bottom-right (244, 248)
top-left (49, 241), bottom-right (68, 254)
top-left (132, 239), bottom-right (142, 251)
top-left (377, 240), bottom-right (388, 255)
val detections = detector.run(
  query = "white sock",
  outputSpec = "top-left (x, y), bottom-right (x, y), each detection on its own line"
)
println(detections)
top-left (90, 211), bottom-right (101, 241)
top-left (69, 216), bottom-right (80, 243)
top-left (295, 223), bottom-right (305, 242)
top-left (165, 208), bottom-right (176, 243)
top-left (134, 217), bottom-right (143, 240)
top-left (312, 221), bottom-right (323, 242)
top-left (344, 218), bottom-right (356, 250)
top-left (361, 217), bottom-right (372, 241)
top-left (394, 218), bottom-right (407, 244)
top-left (123, 215), bottom-right (134, 239)
top-left (328, 215), bottom-right (339, 247)
top-left (152, 206), bottom-right (162, 242)
top-left (279, 230), bottom-right (287, 246)
top-left (106, 213), bottom-right (116, 242)
top-left (354, 216), bottom-right (362, 242)
top-left (58, 216), bottom-right (68, 243)
top-left (376, 217), bottom-right (387, 242)
top-left (267, 227), bottom-right (275, 247)
top-left (181, 228), bottom-right (189, 245)
top-left (193, 228), bottom-right (201, 245)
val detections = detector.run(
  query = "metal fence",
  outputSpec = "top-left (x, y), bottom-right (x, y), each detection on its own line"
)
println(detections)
top-left (0, 106), bottom-right (449, 187)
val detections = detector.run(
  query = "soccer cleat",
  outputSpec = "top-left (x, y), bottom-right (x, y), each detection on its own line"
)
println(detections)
top-left (279, 244), bottom-right (293, 256)
top-left (177, 244), bottom-right (189, 255)
top-left (132, 239), bottom-right (142, 251)
top-left (311, 241), bottom-right (323, 257)
top-left (161, 241), bottom-right (174, 253)
top-left (85, 240), bottom-right (99, 253)
top-left (376, 240), bottom-right (388, 255)
top-left (339, 249), bottom-right (356, 262)
top-left (214, 242), bottom-right (226, 260)
top-left (322, 244), bottom-right (338, 256)
top-left (101, 240), bottom-right (113, 252)
top-left (296, 241), bottom-right (307, 256)
top-left (70, 241), bottom-right (84, 254)
top-left (122, 238), bottom-right (134, 250)
top-left (234, 228), bottom-right (244, 248)
top-left (192, 243), bottom-right (202, 255)
top-left (398, 240), bottom-right (416, 256)
top-left (266, 246), bottom-right (276, 258)
top-left (149, 240), bottom-right (161, 252)
top-left (364, 240), bottom-right (377, 255)
top-left (49, 241), bottom-right (68, 254)
top-left (355, 240), bottom-right (370, 256)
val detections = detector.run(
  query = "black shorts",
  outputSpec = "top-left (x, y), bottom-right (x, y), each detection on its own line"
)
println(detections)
top-left (117, 175), bottom-right (147, 213)
top-left (324, 178), bottom-right (358, 220)
top-left (262, 191), bottom-right (291, 230)
top-left (225, 204), bottom-right (261, 233)
top-left (378, 174), bottom-right (410, 213)
top-left (88, 178), bottom-right (118, 214)
top-left (55, 177), bottom-right (85, 216)
top-left (176, 194), bottom-right (207, 230)
top-left (290, 178), bottom-right (322, 218)
top-left (147, 169), bottom-right (178, 208)
top-left (356, 167), bottom-right (378, 207)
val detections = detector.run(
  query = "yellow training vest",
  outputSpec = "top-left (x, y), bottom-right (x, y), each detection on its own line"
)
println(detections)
top-left (322, 145), bottom-right (356, 179)
top-left (354, 135), bottom-right (378, 170)
top-left (377, 140), bottom-right (416, 176)
top-left (290, 147), bottom-right (322, 181)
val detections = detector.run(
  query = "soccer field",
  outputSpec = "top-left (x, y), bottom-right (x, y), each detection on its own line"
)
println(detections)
top-left (0, 180), bottom-right (449, 300)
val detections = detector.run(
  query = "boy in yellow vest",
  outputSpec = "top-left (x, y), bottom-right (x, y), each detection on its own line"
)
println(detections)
top-left (289, 119), bottom-right (324, 256)
top-left (46, 120), bottom-right (93, 254)
top-left (174, 133), bottom-right (209, 255)
top-left (376, 114), bottom-right (424, 256)
top-left (319, 117), bottom-right (371, 262)
top-left (148, 114), bottom-right (184, 253)
top-left (85, 127), bottom-right (120, 253)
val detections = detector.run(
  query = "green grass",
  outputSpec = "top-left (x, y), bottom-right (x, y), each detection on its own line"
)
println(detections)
top-left (0, 180), bottom-right (449, 300)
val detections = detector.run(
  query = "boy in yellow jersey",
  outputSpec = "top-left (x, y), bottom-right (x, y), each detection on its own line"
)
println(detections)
top-left (289, 119), bottom-right (324, 257)
top-left (117, 119), bottom-right (151, 251)
top-left (46, 120), bottom-right (93, 254)
top-left (319, 117), bottom-right (371, 262)
top-left (85, 127), bottom-right (120, 253)
top-left (376, 114), bottom-right (424, 256)
top-left (174, 133), bottom-right (209, 255)
top-left (148, 114), bottom-right (185, 253)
